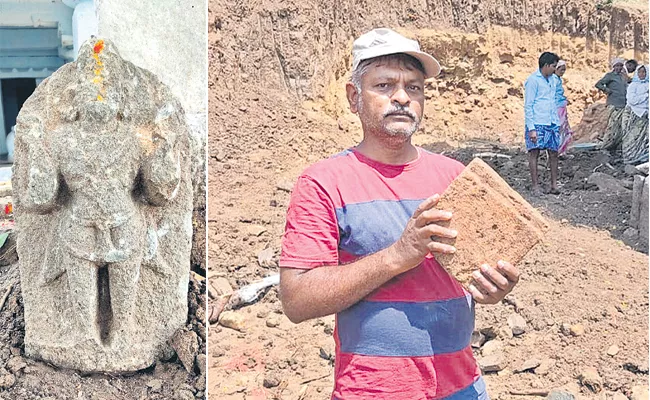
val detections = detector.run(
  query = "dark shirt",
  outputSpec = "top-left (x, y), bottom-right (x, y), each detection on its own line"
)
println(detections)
top-left (595, 72), bottom-right (628, 108)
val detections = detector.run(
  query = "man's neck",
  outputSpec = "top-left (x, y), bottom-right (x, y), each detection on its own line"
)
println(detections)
top-left (355, 133), bottom-right (419, 165)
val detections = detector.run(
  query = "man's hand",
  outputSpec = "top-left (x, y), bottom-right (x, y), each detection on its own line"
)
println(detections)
top-left (388, 194), bottom-right (458, 273)
top-left (468, 260), bottom-right (520, 304)
top-left (528, 130), bottom-right (537, 144)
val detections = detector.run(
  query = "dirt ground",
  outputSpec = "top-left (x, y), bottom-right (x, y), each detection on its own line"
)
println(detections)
top-left (207, 142), bottom-right (649, 400)
top-left (207, 0), bottom-right (649, 399)
top-left (0, 248), bottom-right (207, 400)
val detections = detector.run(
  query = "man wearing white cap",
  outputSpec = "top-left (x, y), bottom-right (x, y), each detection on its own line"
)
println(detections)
top-left (279, 28), bottom-right (519, 399)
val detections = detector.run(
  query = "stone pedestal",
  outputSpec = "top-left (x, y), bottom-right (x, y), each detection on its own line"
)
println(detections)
top-left (12, 38), bottom-right (193, 373)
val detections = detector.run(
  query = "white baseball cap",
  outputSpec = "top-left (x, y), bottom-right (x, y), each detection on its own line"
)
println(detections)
top-left (352, 28), bottom-right (441, 78)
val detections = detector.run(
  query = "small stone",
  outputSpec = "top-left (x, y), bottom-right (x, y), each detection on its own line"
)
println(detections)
top-left (266, 317), bottom-right (281, 328)
top-left (570, 324), bottom-right (585, 336)
top-left (579, 367), bottom-right (603, 393)
top-left (196, 354), bottom-right (206, 377)
top-left (471, 330), bottom-right (486, 348)
top-left (481, 340), bottom-right (504, 356)
top-left (507, 314), bottom-right (527, 336)
top-left (623, 228), bottom-right (639, 239)
top-left (263, 373), bottom-right (281, 388)
top-left (246, 224), bottom-right (267, 236)
top-left (257, 247), bottom-right (276, 268)
top-left (534, 359), bottom-right (555, 375)
top-left (5, 357), bottom-right (27, 374)
top-left (9, 348), bottom-right (20, 357)
top-left (607, 345), bottom-right (620, 356)
top-left (169, 329), bottom-right (199, 373)
top-left (0, 373), bottom-right (15, 389)
top-left (547, 390), bottom-right (575, 400)
top-left (560, 323), bottom-right (572, 336)
top-left (257, 310), bottom-right (270, 319)
top-left (514, 358), bottom-right (541, 373)
top-left (147, 379), bottom-right (163, 392)
top-left (478, 353), bottom-right (505, 372)
top-left (219, 311), bottom-right (246, 331)
top-left (276, 179), bottom-right (294, 192)
top-left (631, 385), bottom-right (649, 400)
top-left (323, 324), bottom-right (334, 335)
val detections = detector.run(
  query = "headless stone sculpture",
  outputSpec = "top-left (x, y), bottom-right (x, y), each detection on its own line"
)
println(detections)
top-left (13, 39), bottom-right (193, 372)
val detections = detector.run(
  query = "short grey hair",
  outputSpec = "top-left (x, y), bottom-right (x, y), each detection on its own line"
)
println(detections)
top-left (349, 53), bottom-right (425, 92)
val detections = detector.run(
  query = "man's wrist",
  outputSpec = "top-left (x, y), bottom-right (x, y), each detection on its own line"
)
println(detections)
top-left (381, 244), bottom-right (414, 275)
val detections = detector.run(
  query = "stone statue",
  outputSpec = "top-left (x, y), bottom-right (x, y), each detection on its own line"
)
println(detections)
top-left (12, 38), bottom-right (194, 372)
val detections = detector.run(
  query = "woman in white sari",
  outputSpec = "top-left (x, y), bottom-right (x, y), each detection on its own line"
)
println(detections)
top-left (623, 65), bottom-right (649, 165)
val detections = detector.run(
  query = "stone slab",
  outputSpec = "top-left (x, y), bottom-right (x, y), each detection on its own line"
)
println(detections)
top-left (435, 158), bottom-right (549, 287)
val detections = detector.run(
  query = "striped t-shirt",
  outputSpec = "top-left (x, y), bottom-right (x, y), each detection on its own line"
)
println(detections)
top-left (280, 147), bottom-right (487, 400)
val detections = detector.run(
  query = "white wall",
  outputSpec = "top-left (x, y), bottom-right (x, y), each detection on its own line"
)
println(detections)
top-left (95, 0), bottom-right (207, 115)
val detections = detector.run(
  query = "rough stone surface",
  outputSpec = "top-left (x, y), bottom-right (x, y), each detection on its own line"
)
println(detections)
top-left (12, 39), bottom-right (193, 373)
top-left (579, 367), bottom-right (603, 393)
top-left (514, 358), bottom-right (541, 373)
top-left (547, 390), bottom-right (576, 400)
top-left (219, 311), bottom-right (246, 331)
top-left (508, 314), bottom-right (528, 336)
top-left (570, 324), bottom-right (585, 337)
top-left (435, 158), bottom-right (548, 287)
top-left (534, 358), bottom-right (556, 375)
top-left (478, 353), bottom-right (505, 373)
top-left (587, 173), bottom-right (630, 194)
top-left (606, 344), bottom-right (620, 356)
top-left (481, 339), bottom-right (504, 356)
top-left (170, 329), bottom-right (199, 373)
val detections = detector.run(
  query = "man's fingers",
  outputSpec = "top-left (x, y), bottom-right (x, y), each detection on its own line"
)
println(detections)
top-left (412, 194), bottom-right (440, 219)
top-left (472, 270), bottom-right (500, 296)
top-left (468, 284), bottom-right (494, 304)
top-left (496, 260), bottom-right (520, 283)
top-left (427, 241), bottom-right (456, 255)
top-left (416, 209), bottom-right (454, 227)
top-left (422, 224), bottom-right (457, 240)
top-left (479, 264), bottom-right (510, 290)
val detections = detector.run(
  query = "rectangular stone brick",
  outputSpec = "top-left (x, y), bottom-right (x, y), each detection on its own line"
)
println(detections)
top-left (435, 158), bottom-right (549, 287)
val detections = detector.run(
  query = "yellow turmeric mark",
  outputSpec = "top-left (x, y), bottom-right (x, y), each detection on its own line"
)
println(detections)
top-left (91, 40), bottom-right (105, 101)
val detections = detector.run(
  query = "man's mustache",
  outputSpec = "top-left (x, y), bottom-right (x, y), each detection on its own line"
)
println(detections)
top-left (383, 105), bottom-right (418, 121)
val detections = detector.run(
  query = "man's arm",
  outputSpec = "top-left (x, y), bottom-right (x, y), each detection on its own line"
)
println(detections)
top-left (595, 74), bottom-right (611, 93)
top-left (280, 194), bottom-right (457, 323)
top-left (523, 77), bottom-right (537, 132)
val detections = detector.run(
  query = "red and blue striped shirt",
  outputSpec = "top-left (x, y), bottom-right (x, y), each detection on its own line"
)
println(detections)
top-left (280, 147), bottom-right (487, 400)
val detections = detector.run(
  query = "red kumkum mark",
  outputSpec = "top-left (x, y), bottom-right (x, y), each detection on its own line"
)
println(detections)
top-left (93, 40), bottom-right (105, 54)
top-left (4, 203), bottom-right (12, 215)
